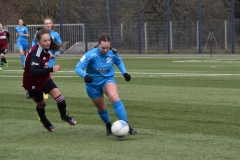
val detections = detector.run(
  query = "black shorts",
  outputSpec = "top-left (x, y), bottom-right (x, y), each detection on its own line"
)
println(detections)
top-left (0, 49), bottom-right (7, 54)
top-left (28, 79), bottom-right (57, 102)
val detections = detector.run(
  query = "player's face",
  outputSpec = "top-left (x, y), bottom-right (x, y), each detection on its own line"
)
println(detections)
top-left (38, 33), bottom-right (51, 50)
top-left (18, 20), bottom-right (23, 26)
top-left (0, 23), bottom-right (3, 30)
top-left (44, 19), bottom-right (53, 30)
top-left (98, 41), bottom-right (111, 54)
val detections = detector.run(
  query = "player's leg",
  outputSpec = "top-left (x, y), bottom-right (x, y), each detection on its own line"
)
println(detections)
top-left (43, 57), bottom-right (56, 99)
top-left (103, 81), bottom-right (137, 135)
top-left (87, 84), bottom-right (111, 135)
top-left (17, 43), bottom-right (25, 68)
top-left (28, 90), bottom-right (54, 132)
top-left (0, 51), bottom-right (4, 71)
top-left (0, 49), bottom-right (8, 69)
top-left (45, 79), bottom-right (77, 125)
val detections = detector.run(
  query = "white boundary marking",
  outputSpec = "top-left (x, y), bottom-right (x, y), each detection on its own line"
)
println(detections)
top-left (1, 70), bottom-right (240, 77)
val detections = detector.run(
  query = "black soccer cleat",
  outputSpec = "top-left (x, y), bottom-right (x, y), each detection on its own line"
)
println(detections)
top-left (39, 118), bottom-right (55, 132)
top-left (61, 115), bottom-right (77, 125)
top-left (128, 126), bottom-right (137, 135)
top-left (106, 122), bottom-right (112, 135)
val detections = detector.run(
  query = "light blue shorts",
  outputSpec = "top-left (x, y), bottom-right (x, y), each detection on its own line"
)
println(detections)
top-left (17, 42), bottom-right (29, 52)
top-left (86, 77), bottom-right (116, 99)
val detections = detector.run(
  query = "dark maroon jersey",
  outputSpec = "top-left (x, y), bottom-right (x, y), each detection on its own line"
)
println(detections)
top-left (23, 44), bottom-right (53, 91)
top-left (0, 29), bottom-right (10, 50)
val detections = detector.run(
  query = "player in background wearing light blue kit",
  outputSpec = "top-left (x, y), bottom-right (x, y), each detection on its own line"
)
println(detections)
top-left (32, 17), bottom-right (62, 99)
top-left (32, 17), bottom-right (62, 68)
top-left (75, 33), bottom-right (137, 136)
top-left (15, 19), bottom-right (29, 68)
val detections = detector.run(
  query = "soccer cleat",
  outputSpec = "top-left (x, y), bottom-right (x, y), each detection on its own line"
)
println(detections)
top-left (106, 122), bottom-right (112, 135)
top-left (39, 118), bottom-right (55, 132)
top-left (0, 66), bottom-right (2, 71)
top-left (43, 93), bottom-right (48, 99)
top-left (5, 61), bottom-right (8, 68)
top-left (128, 126), bottom-right (137, 135)
top-left (61, 115), bottom-right (77, 125)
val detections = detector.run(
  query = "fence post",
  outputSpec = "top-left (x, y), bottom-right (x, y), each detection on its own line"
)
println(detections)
top-left (170, 21), bottom-right (172, 50)
top-left (110, 0), bottom-right (114, 47)
top-left (231, 0), bottom-right (235, 54)
top-left (59, 0), bottom-right (63, 39)
top-left (121, 23), bottom-right (123, 50)
top-left (144, 22), bottom-right (147, 52)
top-left (225, 20), bottom-right (227, 50)
top-left (197, 21), bottom-right (199, 51)
top-left (198, 0), bottom-right (202, 54)
top-left (167, 0), bottom-right (170, 54)
top-left (138, 0), bottom-right (142, 54)
top-left (83, 0), bottom-right (88, 52)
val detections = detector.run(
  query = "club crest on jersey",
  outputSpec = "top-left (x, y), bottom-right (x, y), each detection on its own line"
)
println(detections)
top-left (43, 57), bottom-right (46, 60)
top-left (44, 62), bottom-right (49, 68)
top-left (106, 57), bottom-right (112, 63)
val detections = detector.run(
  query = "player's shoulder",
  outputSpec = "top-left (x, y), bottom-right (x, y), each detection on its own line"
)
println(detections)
top-left (51, 30), bottom-right (60, 36)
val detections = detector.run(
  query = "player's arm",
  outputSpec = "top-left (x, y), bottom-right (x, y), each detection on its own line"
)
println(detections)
top-left (75, 55), bottom-right (90, 78)
top-left (114, 53), bottom-right (131, 81)
top-left (30, 54), bottom-right (53, 75)
top-left (32, 30), bottom-right (38, 47)
top-left (6, 32), bottom-right (10, 43)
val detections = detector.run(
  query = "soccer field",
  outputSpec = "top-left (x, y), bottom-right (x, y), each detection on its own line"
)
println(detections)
top-left (0, 54), bottom-right (240, 160)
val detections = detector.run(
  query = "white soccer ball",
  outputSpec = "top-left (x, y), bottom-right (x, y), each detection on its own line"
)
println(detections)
top-left (111, 120), bottom-right (129, 138)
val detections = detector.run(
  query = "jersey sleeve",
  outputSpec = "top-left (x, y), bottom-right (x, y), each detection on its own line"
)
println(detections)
top-left (75, 54), bottom-right (91, 78)
top-left (54, 32), bottom-right (62, 44)
top-left (25, 26), bottom-right (29, 34)
top-left (114, 53), bottom-right (127, 75)
top-left (32, 31), bottom-right (38, 47)
top-left (30, 53), bottom-right (53, 75)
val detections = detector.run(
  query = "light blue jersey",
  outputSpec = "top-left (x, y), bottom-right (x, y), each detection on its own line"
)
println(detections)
top-left (32, 30), bottom-right (62, 56)
top-left (32, 29), bottom-right (62, 67)
top-left (75, 47), bottom-right (127, 86)
top-left (15, 26), bottom-right (29, 51)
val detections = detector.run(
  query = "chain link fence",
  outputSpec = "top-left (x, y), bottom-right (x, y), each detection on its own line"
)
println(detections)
top-left (4, 0), bottom-right (240, 54)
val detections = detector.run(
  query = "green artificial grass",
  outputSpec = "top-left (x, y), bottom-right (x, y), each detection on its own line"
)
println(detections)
top-left (0, 55), bottom-right (240, 160)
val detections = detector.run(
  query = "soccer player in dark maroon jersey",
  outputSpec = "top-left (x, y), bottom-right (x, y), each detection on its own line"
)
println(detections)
top-left (0, 23), bottom-right (10, 71)
top-left (23, 29), bottom-right (77, 132)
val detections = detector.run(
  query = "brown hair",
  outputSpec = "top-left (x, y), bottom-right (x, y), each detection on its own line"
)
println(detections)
top-left (36, 29), bottom-right (61, 52)
top-left (98, 33), bottom-right (111, 44)
top-left (44, 16), bottom-right (54, 30)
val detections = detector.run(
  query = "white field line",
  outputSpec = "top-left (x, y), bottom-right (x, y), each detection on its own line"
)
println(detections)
top-left (1, 70), bottom-right (240, 77)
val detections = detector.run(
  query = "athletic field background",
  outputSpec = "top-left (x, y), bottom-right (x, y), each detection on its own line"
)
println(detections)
top-left (0, 54), bottom-right (240, 160)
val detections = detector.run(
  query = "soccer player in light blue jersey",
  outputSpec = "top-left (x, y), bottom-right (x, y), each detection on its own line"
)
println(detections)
top-left (32, 17), bottom-right (62, 68)
top-left (75, 33), bottom-right (137, 136)
top-left (15, 19), bottom-right (29, 68)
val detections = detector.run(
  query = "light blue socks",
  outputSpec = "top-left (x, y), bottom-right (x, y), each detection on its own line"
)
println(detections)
top-left (112, 100), bottom-right (128, 121)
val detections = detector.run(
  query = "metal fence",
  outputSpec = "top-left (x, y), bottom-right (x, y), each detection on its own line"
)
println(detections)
top-left (5, 24), bottom-right (84, 53)
top-left (5, 20), bottom-right (240, 54)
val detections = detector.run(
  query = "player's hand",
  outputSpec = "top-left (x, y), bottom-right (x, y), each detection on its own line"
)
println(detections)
top-left (84, 75), bottom-right (93, 83)
top-left (53, 65), bottom-right (60, 72)
top-left (123, 73), bottom-right (131, 81)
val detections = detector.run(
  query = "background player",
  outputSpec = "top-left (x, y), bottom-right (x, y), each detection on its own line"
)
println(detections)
top-left (23, 29), bottom-right (76, 132)
top-left (0, 23), bottom-right (10, 71)
top-left (15, 19), bottom-right (29, 68)
top-left (75, 33), bottom-right (137, 136)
